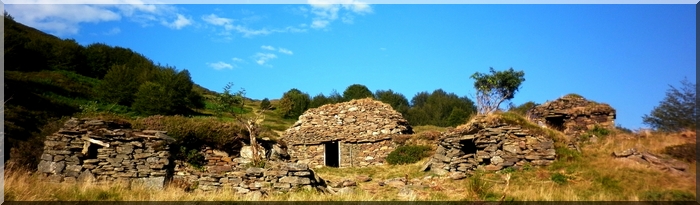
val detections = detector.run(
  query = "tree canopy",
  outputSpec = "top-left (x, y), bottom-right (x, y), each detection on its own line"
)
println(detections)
top-left (642, 78), bottom-right (697, 132)
top-left (343, 84), bottom-right (374, 101)
top-left (471, 67), bottom-right (525, 115)
top-left (277, 88), bottom-right (311, 119)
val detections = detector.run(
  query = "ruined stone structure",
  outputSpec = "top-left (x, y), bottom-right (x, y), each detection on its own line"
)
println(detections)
top-left (426, 115), bottom-right (557, 175)
top-left (526, 94), bottom-right (616, 138)
top-left (282, 98), bottom-right (413, 168)
top-left (172, 146), bottom-right (326, 194)
top-left (38, 118), bottom-right (173, 189)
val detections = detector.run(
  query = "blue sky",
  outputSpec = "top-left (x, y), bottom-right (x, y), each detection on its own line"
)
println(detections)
top-left (4, 3), bottom-right (696, 130)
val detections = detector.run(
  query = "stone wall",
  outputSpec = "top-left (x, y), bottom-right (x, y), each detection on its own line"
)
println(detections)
top-left (288, 139), bottom-right (396, 168)
top-left (172, 146), bottom-right (326, 194)
top-left (527, 95), bottom-right (616, 141)
top-left (38, 118), bottom-right (173, 189)
top-left (427, 117), bottom-right (556, 175)
top-left (282, 98), bottom-right (412, 168)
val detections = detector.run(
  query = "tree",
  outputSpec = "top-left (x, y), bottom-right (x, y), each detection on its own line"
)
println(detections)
top-left (405, 89), bottom-right (477, 127)
top-left (260, 98), bottom-right (271, 110)
top-left (642, 78), bottom-right (697, 132)
top-left (328, 89), bottom-right (344, 103)
top-left (310, 93), bottom-right (331, 108)
top-left (132, 82), bottom-right (171, 115)
top-left (343, 84), bottom-right (374, 101)
top-left (375, 89), bottom-right (410, 115)
top-left (277, 88), bottom-right (311, 119)
top-left (471, 67), bottom-right (525, 115)
top-left (214, 82), bottom-right (245, 117)
top-left (509, 101), bottom-right (540, 116)
top-left (96, 64), bottom-right (145, 106)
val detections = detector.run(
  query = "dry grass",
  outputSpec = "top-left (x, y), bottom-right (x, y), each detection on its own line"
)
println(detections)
top-left (5, 129), bottom-right (696, 201)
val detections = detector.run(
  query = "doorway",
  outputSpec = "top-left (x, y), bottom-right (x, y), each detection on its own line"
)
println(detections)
top-left (545, 116), bottom-right (566, 131)
top-left (324, 141), bottom-right (340, 167)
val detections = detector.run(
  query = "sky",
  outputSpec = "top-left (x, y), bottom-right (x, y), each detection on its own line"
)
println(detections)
top-left (3, 2), bottom-right (696, 130)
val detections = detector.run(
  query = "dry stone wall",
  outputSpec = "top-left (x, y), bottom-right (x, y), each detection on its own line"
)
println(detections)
top-left (527, 95), bottom-right (616, 141)
top-left (427, 117), bottom-right (556, 175)
top-left (287, 138), bottom-right (395, 168)
top-left (282, 98), bottom-right (412, 145)
top-left (38, 118), bottom-right (173, 189)
top-left (173, 146), bottom-right (327, 194)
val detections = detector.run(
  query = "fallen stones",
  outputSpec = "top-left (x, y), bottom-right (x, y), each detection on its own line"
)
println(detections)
top-left (613, 148), bottom-right (689, 175)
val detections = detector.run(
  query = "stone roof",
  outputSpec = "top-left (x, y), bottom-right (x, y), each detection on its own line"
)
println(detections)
top-left (527, 95), bottom-right (616, 119)
top-left (282, 98), bottom-right (413, 145)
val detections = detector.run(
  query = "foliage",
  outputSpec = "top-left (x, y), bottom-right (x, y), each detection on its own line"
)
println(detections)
top-left (615, 124), bottom-right (633, 133)
top-left (662, 143), bottom-right (695, 163)
top-left (386, 145), bottom-right (431, 165)
top-left (260, 98), bottom-right (272, 110)
top-left (309, 93), bottom-right (331, 109)
top-left (550, 173), bottom-right (568, 185)
top-left (327, 89), bottom-right (344, 104)
top-left (343, 84), bottom-right (374, 101)
top-left (277, 88), bottom-right (311, 119)
top-left (374, 89), bottom-right (410, 115)
top-left (470, 67), bottom-right (526, 114)
top-left (642, 78), bottom-right (697, 132)
top-left (405, 89), bottom-right (477, 127)
top-left (175, 146), bottom-right (206, 169)
top-left (95, 64), bottom-right (147, 106)
top-left (508, 101), bottom-right (539, 116)
top-left (212, 82), bottom-right (246, 117)
top-left (468, 172), bottom-right (495, 200)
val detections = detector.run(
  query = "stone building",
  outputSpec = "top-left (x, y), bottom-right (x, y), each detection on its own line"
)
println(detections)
top-left (426, 115), bottom-right (557, 175)
top-left (526, 94), bottom-right (616, 144)
top-left (281, 98), bottom-right (413, 168)
top-left (38, 118), bottom-right (174, 189)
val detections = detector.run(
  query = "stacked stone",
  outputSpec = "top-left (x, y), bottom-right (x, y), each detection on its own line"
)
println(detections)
top-left (173, 150), bottom-right (325, 194)
top-left (428, 121), bottom-right (556, 175)
top-left (282, 98), bottom-right (412, 145)
top-left (526, 95), bottom-right (616, 148)
top-left (38, 118), bottom-right (173, 189)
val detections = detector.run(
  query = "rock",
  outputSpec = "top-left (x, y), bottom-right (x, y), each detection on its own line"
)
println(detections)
top-left (212, 149), bottom-right (229, 157)
top-left (484, 165), bottom-right (503, 171)
top-left (421, 159), bottom-right (433, 171)
top-left (491, 156), bottom-right (504, 165)
top-left (449, 172), bottom-right (467, 180)
top-left (286, 163), bottom-right (309, 171)
top-left (241, 146), bottom-right (266, 160)
top-left (613, 149), bottom-right (637, 157)
top-left (77, 170), bottom-right (96, 183)
top-left (246, 191), bottom-right (263, 200)
top-left (246, 167), bottom-right (265, 177)
top-left (433, 168), bottom-right (449, 176)
top-left (398, 186), bottom-right (415, 198)
top-left (384, 179), bottom-right (406, 188)
top-left (356, 175), bottom-right (372, 182)
top-left (131, 177), bottom-right (166, 190)
top-left (342, 180), bottom-right (357, 187)
top-left (336, 187), bottom-right (354, 195)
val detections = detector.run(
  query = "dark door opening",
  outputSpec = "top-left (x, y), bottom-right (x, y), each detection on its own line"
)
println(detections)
top-left (545, 116), bottom-right (566, 131)
top-left (460, 139), bottom-right (477, 155)
top-left (324, 141), bottom-right (339, 167)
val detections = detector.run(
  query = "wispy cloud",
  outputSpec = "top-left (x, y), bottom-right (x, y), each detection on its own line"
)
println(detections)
top-left (278, 48), bottom-right (294, 55)
top-left (202, 13), bottom-right (306, 38)
top-left (207, 61), bottom-right (234, 70)
top-left (162, 14), bottom-right (192, 30)
top-left (261, 45), bottom-right (276, 51)
top-left (307, 0), bottom-right (372, 29)
top-left (4, 4), bottom-right (191, 36)
top-left (232, 57), bottom-right (244, 62)
top-left (254, 53), bottom-right (278, 66)
top-left (104, 27), bottom-right (121, 35)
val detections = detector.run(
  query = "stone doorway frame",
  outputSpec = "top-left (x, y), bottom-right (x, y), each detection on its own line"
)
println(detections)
top-left (323, 141), bottom-right (340, 167)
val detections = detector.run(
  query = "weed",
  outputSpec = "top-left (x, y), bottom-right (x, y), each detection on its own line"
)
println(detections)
top-left (468, 172), bottom-right (495, 200)
top-left (595, 175), bottom-right (623, 194)
top-left (550, 173), bottom-right (568, 185)
top-left (501, 167), bottom-right (516, 174)
top-left (386, 145), bottom-right (431, 165)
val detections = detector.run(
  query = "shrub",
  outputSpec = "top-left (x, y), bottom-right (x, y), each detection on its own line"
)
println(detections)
top-left (550, 173), bottom-right (568, 185)
top-left (468, 172), bottom-right (495, 199)
top-left (589, 125), bottom-right (611, 137)
top-left (386, 145), bottom-right (431, 165)
top-left (663, 143), bottom-right (695, 163)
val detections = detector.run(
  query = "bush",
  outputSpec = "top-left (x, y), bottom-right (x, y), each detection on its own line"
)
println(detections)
top-left (663, 143), bottom-right (695, 163)
top-left (386, 145), bottom-right (431, 165)
top-left (550, 173), bottom-right (568, 185)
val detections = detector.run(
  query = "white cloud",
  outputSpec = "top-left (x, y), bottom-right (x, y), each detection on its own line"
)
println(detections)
top-left (261, 45), bottom-right (276, 51)
top-left (163, 14), bottom-right (192, 30)
top-left (202, 14), bottom-right (233, 26)
top-left (232, 57), bottom-right (244, 62)
top-left (5, 4), bottom-right (192, 36)
top-left (104, 27), bottom-right (121, 35)
top-left (278, 48), bottom-right (293, 55)
top-left (207, 61), bottom-right (234, 70)
top-left (307, 0), bottom-right (372, 29)
top-left (380, 47), bottom-right (386, 51)
top-left (254, 53), bottom-right (277, 66)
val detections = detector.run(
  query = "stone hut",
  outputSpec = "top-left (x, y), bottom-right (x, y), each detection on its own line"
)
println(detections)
top-left (282, 98), bottom-right (413, 168)
top-left (526, 94), bottom-right (616, 144)
top-left (38, 118), bottom-right (174, 189)
top-left (426, 115), bottom-right (557, 175)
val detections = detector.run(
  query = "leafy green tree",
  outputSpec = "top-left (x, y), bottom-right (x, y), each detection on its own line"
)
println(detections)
top-left (375, 89), bottom-right (410, 115)
top-left (131, 66), bottom-right (202, 115)
top-left (310, 93), bottom-right (331, 108)
top-left (277, 88), bottom-right (311, 119)
top-left (328, 89), bottom-right (344, 103)
top-left (447, 107), bottom-right (470, 127)
top-left (405, 89), bottom-right (477, 127)
top-left (260, 98), bottom-right (271, 110)
top-left (132, 81), bottom-right (172, 115)
top-left (470, 67), bottom-right (526, 114)
top-left (642, 78), bottom-right (697, 132)
top-left (96, 64), bottom-right (144, 106)
top-left (509, 101), bottom-right (540, 116)
top-left (343, 84), bottom-right (374, 101)
top-left (213, 82), bottom-right (245, 117)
